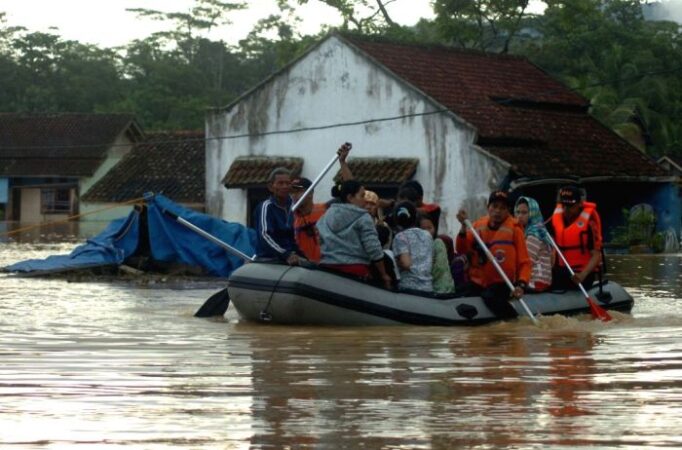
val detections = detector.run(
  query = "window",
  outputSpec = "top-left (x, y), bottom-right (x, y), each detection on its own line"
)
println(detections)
top-left (41, 188), bottom-right (72, 214)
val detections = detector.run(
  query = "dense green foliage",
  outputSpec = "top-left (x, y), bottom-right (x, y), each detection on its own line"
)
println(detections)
top-left (0, 0), bottom-right (680, 158)
top-left (610, 206), bottom-right (665, 252)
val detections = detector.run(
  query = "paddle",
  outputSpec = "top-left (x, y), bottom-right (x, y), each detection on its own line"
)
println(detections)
top-left (192, 144), bottom-right (348, 317)
top-left (546, 233), bottom-right (612, 322)
top-left (291, 143), bottom-right (351, 212)
top-left (464, 219), bottom-right (539, 324)
top-left (162, 209), bottom-right (254, 317)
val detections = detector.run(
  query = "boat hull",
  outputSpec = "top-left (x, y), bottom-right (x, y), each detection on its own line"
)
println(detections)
top-left (228, 263), bottom-right (634, 326)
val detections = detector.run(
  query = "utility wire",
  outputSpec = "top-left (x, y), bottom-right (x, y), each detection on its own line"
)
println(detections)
top-left (3, 64), bottom-right (682, 151)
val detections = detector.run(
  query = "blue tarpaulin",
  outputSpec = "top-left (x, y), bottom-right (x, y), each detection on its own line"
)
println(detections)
top-left (4, 194), bottom-right (256, 277)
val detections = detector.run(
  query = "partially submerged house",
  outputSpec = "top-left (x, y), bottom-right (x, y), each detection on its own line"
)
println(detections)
top-left (206, 33), bottom-right (679, 237)
top-left (0, 113), bottom-right (142, 223)
top-left (658, 155), bottom-right (682, 177)
top-left (81, 131), bottom-right (205, 221)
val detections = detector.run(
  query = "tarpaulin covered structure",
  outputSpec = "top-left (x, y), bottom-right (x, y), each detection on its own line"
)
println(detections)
top-left (4, 194), bottom-right (256, 277)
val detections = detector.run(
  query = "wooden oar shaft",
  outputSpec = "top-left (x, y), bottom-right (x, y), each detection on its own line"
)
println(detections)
top-left (464, 219), bottom-right (538, 324)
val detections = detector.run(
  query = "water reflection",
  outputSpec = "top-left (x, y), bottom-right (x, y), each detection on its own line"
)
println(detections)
top-left (241, 326), bottom-right (593, 448)
top-left (0, 246), bottom-right (681, 449)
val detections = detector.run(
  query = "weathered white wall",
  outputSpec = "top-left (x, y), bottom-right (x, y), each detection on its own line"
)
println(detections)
top-left (19, 188), bottom-right (41, 223)
top-left (80, 133), bottom-right (135, 222)
top-left (19, 188), bottom-right (71, 223)
top-left (206, 36), bottom-right (508, 234)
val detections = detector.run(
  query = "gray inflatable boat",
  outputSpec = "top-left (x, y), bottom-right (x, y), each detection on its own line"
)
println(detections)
top-left (228, 262), bottom-right (634, 326)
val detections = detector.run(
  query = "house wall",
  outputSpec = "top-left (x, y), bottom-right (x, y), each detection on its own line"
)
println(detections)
top-left (18, 188), bottom-right (71, 223)
top-left (0, 177), bottom-right (7, 204)
top-left (19, 188), bottom-right (41, 223)
top-left (80, 134), bottom-right (135, 222)
top-left (206, 36), bottom-right (507, 234)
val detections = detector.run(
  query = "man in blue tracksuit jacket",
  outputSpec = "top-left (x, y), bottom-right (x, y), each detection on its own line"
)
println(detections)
top-left (254, 167), bottom-right (301, 265)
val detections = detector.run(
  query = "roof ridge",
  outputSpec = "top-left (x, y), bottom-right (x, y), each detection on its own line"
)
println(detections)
top-left (338, 31), bottom-right (528, 61)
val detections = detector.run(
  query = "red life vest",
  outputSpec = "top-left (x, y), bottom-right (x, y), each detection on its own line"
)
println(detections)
top-left (551, 201), bottom-right (601, 272)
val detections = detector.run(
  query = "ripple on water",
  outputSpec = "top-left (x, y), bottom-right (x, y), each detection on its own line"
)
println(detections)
top-left (1, 247), bottom-right (681, 448)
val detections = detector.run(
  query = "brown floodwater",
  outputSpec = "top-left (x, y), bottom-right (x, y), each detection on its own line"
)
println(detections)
top-left (1, 241), bottom-right (681, 449)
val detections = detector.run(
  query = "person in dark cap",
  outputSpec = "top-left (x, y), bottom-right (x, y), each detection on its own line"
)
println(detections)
top-left (290, 176), bottom-right (327, 263)
top-left (549, 185), bottom-right (603, 290)
top-left (396, 180), bottom-right (442, 232)
top-left (455, 190), bottom-right (531, 319)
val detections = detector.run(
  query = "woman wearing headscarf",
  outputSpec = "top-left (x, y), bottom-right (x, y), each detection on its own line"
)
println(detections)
top-left (514, 196), bottom-right (554, 292)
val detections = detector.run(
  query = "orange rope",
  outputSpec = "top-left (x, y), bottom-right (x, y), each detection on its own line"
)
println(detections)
top-left (1, 197), bottom-right (146, 238)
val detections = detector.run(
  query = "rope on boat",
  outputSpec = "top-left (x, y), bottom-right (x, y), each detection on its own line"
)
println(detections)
top-left (0, 197), bottom-right (146, 238)
top-left (260, 266), bottom-right (295, 321)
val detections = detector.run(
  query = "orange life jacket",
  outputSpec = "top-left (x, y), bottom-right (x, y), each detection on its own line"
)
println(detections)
top-left (551, 201), bottom-right (601, 272)
top-left (294, 203), bottom-right (326, 263)
top-left (466, 215), bottom-right (530, 288)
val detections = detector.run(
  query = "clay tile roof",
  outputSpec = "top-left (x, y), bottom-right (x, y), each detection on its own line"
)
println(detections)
top-left (81, 131), bottom-right (205, 204)
top-left (0, 113), bottom-right (142, 177)
top-left (223, 156), bottom-right (303, 188)
top-left (343, 35), bottom-right (667, 178)
top-left (334, 157), bottom-right (419, 185)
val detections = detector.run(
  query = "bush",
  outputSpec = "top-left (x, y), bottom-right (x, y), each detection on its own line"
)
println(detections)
top-left (610, 207), bottom-right (663, 253)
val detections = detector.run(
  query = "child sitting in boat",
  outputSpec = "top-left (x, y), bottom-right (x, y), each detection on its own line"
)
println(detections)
top-left (418, 213), bottom-right (455, 294)
top-left (317, 180), bottom-right (392, 289)
top-left (392, 201), bottom-right (433, 293)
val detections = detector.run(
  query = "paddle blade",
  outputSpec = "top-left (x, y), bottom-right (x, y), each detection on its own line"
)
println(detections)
top-left (195, 287), bottom-right (230, 318)
top-left (587, 296), bottom-right (612, 322)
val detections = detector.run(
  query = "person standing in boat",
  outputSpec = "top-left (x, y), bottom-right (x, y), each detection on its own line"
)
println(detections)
top-left (290, 143), bottom-right (354, 263)
top-left (514, 196), bottom-right (554, 292)
top-left (456, 190), bottom-right (531, 319)
top-left (548, 185), bottom-right (603, 290)
top-left (254, 167), bottom-right (300, 265)
top-left (317, 180), bottom-right (393, 289)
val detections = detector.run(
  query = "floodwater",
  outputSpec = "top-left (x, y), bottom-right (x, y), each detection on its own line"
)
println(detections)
top-left (1, 241), bottom-right (681, 449)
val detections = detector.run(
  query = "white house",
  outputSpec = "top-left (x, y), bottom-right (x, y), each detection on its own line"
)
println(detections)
top-left (0, 113), bottom-right (143, 228)
top-left (206, 33), bottom-right (675, 236)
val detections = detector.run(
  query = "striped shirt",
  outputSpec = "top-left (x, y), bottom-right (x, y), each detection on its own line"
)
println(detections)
top-left (526, 235), bottom-right (552, 291)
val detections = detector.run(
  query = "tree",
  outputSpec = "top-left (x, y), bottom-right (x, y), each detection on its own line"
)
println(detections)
top-left (126, 0), bottom-right (245, 63)
top-left (278, 0), bottom-right (400, 33)
top-left (433, 0), bottom-right (535, 52)
top-left (3, 29), bottom-right (122, 112)
top-left (522, 0), bottom-right (682, 156)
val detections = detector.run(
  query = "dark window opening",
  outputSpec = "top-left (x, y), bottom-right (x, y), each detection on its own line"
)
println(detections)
top-left (41, 188), bottom-right (73, 214)
top-left (246, 188), bottom-right (270, 227)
